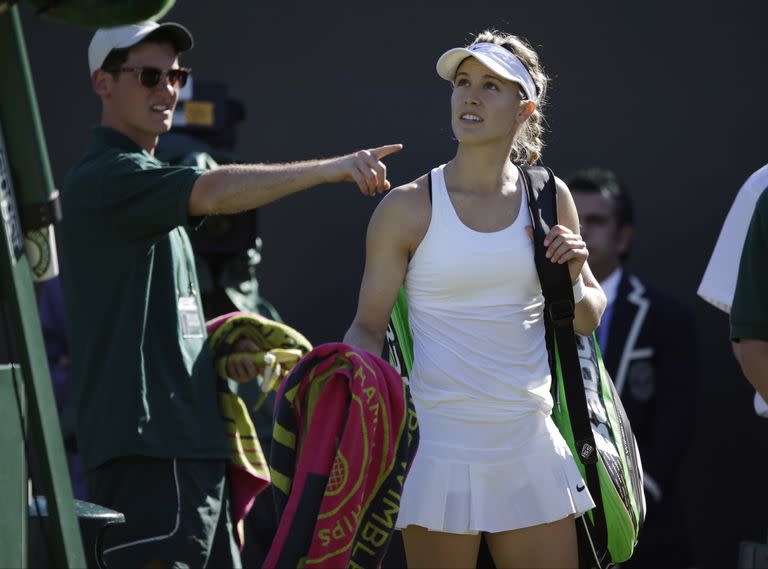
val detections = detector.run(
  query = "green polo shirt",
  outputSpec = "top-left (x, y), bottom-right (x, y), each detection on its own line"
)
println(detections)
top-left (731, 189), bottom-right (768, 341)
top-left (60, 126), bottom-right (230, 470)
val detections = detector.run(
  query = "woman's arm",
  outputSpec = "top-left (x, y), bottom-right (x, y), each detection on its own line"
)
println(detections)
top-left (544, 177), bottom-right (607, 335)
top-left (343, 178), bottom-right (430, 356)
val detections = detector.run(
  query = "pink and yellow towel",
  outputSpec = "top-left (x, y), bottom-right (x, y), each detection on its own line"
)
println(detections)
top-left (264, 342), bottom-right (419, 569)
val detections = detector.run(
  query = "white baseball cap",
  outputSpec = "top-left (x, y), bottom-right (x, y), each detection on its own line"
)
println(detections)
top-left (88, 20), bottom-right (193, 75)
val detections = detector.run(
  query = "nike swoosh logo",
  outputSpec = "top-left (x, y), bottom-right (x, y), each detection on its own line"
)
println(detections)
top-left (576, 484), bottom-right (585, 492)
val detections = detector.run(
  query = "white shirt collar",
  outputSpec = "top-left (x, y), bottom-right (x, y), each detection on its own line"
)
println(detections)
top-left (599, 267), bottom-right (623, 306)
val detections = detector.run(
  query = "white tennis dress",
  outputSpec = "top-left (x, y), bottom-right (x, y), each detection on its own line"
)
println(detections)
top-left (395, 164), bottom-right (595, 534)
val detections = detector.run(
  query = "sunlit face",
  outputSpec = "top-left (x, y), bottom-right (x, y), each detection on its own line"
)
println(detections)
top-left (450, 57), bottom-right (527, 145)
top-left (97, 41), bottom-right (181, 150)
top-left (572, 191), bottom-right (631, 281)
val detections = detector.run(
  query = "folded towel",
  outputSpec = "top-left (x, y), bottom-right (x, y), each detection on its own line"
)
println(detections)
top-left (216, 388), bottom-right (270, 549)
top-left (206, 311), bottom-right (311, 549)
top-left (207, 311), bottom-right (312, 407)
top-left (264, 342), bottom-right (419, 569)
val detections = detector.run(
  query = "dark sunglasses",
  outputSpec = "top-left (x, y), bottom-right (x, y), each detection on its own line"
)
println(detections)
top-left (105, 66), bottom-right (191, 89)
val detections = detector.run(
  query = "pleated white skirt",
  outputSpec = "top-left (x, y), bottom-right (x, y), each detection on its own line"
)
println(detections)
top-left (396, 403), bottom-right (595, 535)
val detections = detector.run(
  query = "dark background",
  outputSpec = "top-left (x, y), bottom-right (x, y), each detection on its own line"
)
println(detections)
top-left (17, 1), bottom-right (768, 567)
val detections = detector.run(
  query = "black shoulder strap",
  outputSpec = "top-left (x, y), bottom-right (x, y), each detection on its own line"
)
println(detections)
top-left (520, 164), bottom-right (607, 562)
top-left (520, 164), bottom-right (597, 464)
top-left (520, 166), bottom-right (576, 316)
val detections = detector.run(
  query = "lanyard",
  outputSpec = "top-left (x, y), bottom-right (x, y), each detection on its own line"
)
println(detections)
top-left (175, 227), bottom-right (197, 297)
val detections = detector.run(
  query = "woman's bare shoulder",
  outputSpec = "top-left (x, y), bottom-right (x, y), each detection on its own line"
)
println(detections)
top-left (383, 173), bottom-right (430, 206)
top-left (373, 173), bottom-right (431, 225)
top-left (367, 173), bottom-right (432, 248)
top-left (553, 174), bottom-right (572, 198)
top-left (553, 174), bottom-right (579, 232)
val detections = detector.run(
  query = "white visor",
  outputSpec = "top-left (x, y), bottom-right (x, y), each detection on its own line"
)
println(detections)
top-left (436, 42), bottom-right (538, 102)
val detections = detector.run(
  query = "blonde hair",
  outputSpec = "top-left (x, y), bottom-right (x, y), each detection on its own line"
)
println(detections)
top-left (469, 30), bottom-right (549, 165)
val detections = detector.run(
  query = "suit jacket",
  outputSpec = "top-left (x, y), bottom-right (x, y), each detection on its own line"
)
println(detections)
top-left (603, 272), bottom-right (698, 567)
top-left (604, 271), bottom-right (698, 498)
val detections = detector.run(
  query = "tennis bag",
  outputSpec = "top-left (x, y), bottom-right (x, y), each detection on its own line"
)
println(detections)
top-left (520, 164), bottom-right (645, 568)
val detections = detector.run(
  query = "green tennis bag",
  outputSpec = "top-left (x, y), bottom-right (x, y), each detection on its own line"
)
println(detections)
top-left (520, 164), bottom-right (645, 568)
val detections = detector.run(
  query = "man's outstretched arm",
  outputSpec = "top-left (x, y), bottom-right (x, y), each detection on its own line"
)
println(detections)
top-left (188, 144), bottom-right (403, 215)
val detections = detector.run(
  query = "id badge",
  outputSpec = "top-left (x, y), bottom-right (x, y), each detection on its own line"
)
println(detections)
top-left (178, 295), bottom-right (204, 338)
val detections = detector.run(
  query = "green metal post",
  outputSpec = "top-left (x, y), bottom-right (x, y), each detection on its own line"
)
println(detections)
top-left (0, 5), bottom-right (86, 568)
top-left (0, 365), bottom-right (26, 569)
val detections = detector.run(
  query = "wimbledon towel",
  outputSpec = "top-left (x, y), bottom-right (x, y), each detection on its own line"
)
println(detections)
top-left (206, 311), bottom-right (312, 548)
top-left (264, 342), bottom-right (419, 569)
top-left (207, 311), bottom-right (312, 406)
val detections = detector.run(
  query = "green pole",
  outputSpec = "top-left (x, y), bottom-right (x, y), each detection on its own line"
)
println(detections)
top-left (0, 365), bottom-right (26, 569)
top-left (0, 5), bottom-right (86, 568)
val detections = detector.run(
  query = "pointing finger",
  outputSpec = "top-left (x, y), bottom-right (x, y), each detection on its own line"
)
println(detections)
top-left (370, 144), bottom-right (404, 160)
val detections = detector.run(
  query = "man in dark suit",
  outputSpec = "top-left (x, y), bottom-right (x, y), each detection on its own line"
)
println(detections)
top-left (568, 167), bottom-right (698, 569)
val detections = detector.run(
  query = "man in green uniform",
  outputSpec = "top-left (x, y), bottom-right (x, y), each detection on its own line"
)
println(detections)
top-left (60, 19), bottom-right (401, 569)
top-left (731, 189), bottom-right (768, 405)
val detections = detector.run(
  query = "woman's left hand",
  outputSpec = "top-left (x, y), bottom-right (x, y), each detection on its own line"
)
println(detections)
top-left (543, 224), bottom-right (588, 283)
